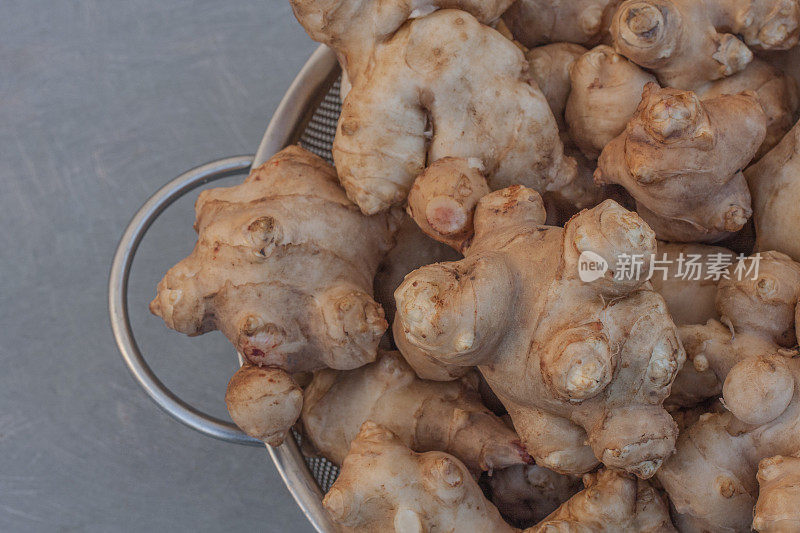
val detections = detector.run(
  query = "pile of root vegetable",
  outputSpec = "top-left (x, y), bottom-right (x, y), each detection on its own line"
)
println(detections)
top-left (150, 1), bottom-right (800, 531)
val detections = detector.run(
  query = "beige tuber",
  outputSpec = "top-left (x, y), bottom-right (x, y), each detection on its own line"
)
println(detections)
top-left (328, 10), bottom-right (577, 214)
top-left (649, 242), bottom-right (736, 326)
top-left (324, 422), bottom-right (676, 532)
top-left (753, 454), bottom-right (800, 532)
top-left (697, 59), bottom-right (799, 158)
top-left (525, 43), bottom-right (620, 212)
top-left (150, 146), bottom-right (400, 443)
top-left (301, 351), bottom-right (531, 472)
top-left (595, 83), bottom-right (766, 242)
top-left (405, 157), bottom-right (489, 253)
top-left (668, 252), bottom-right (800, 408)
top-left (524, 43), bottom-right (588, 131)
top-left (528, 469), bottom-right (675, 532)
top-left (502, 0), bottom-right (622, 48)
top-left (396, 186), bottom-right (684, 478)
top-left (290, 0), bottom-right (513, 89)
top-left (658, 351), bottom-right (800, 531)
top-left (566, 45), bottom-right (657, 160)
top-left (225, 364), bottom-right (303, 446)
top-left (611, 0), bottom-right (800, 90)
top-left (745, 119), bottom-right (800, 263)
top-left (656, 253), bottom-right (800, 531)
top-left (323, 422), bottom-right (515, 532)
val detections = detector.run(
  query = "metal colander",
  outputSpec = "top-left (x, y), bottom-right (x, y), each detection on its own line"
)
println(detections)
top-left (297, 78), bottom-right (341, 164)
top-left (110, 46), bottom-right (353, 533)
top-left (292, 430), bottom-right (340, 493)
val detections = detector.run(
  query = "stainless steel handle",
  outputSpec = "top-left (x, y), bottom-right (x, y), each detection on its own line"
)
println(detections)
top-left (108, 155), bottom-right (263, 446)
top-left (109, 43), bottom-right (342, 533)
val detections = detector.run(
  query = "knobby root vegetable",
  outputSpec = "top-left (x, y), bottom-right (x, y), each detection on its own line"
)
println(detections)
top-left (324, 422), bottom-right (675, 532)
top-left (658, 351), bottom-right (800, 531)
top-left (393, 318), bottom-right (471, 381)
top-left (289, 0), bottom-right (513, 88)
top-left (566, 45), bottom-right (657, 160)
top-left (528, 469), bottom-right (676, 532)
top-left (565, 49), bottom-right (798, 161)
top-left (525, 43), bottom-right (621, 211)
top-left (649, 242), bottom-right (736, 326)
top-left (656, 255), bottom-right (800, 531)
top-left (745, 119), bottom-right (800, 262)
top-left (373, 215), bottom-right (459, 326)
top-left (150, 146), bottom-right (400, 443)
top-left (395, 186), bottom-right (685, 478)
top-left (667, 252), bottom-right (800, 408)
top-left (301, 351), bottom-right (532, 472)
top-left (488, 464), bottom-right (582, 526)
top-left (322, 422), bottom-right (516, 532)
top-left (611, 0), bottom-right (800, 90)
top-left (753, 454), bottom-right (800, 532)
top-left (405, 157), bottom-right (489, 253)
top-left (697, 59), bottom-right (799, 158)
top-left (502, 0), bottom-right (622, 48)
top-left (525, 43), bottom-right (588, 131)
top-left (405, 156), bottom-right (618, 252)
top-left (224, 364), bottom-right (303, 446)
top-left (595, 83), bottom-right (766, 242)
top-left (332, 10), bottom-right (577, 214)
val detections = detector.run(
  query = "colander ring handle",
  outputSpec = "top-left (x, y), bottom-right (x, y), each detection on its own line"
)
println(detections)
top-left (109, 44), bottom-right (342, 533)
top-left (108, 155), bottom-right (263, 446)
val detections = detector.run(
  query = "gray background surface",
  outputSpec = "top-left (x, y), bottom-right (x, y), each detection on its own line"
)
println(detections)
top-left (1, 2), bottom-right (317, 531)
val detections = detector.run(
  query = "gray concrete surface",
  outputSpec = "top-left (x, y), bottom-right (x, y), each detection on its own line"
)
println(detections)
top-left (0, 2), bottom-right (317, 531)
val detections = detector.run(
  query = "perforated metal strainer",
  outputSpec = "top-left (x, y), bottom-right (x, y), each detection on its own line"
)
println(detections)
top-left (110, 45), bottom-right (348, 533)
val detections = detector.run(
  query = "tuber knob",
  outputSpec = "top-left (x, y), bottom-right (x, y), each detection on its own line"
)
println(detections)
top-left (723, 355), bottom-right (794, 426)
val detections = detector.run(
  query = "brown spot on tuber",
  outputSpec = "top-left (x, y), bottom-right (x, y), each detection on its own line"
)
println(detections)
top-left (340, 121), bottom-right (358, 135)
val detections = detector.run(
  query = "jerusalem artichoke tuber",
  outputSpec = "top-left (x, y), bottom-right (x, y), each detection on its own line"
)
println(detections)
top-left (524, 43), bottom-right (588, 131)
top-left (323, 422), bottom-right (516, 532)
top-left (150, 146), bottom-right (400, 442)
top-left (528, 469), bottom-right (676, 532)
top-left (502, 0), bottom-right (622, 48)
top-left (611, 0), bottom-right (800, 90)
top-left (524, 43), bottom-right (620, 212)
top-left (395, 186), bottom-right (684, 478)
top-left (668, 252), bottom-right (800, 408)
top-left (656, 253), bottom-right (800, 530)
top-left (566, 45), bottom-right (657, 160)
top-left (392, 317), bottom-right (471, 381)
top-left (331, 10), bottom-right (577, 214)
top-left (324, 422), bottom-right (676, 532)
top-left (697, 59), bottom-right (799, 158)
top-left (649, 242), bottom-right (736, 326)
top-left (289, 0), bottom-right (514, 88)
top-left (658, 350), bottom-right (800, 531)
top-left (753, 454), bottom-right (800, 532)
top-left (301, 351), bottom-right (531, 472)
top-left (405, 157), bottom-right (489, 253)
top-left (745, 119), bottom-right (800, 263)
top-left (595, 83), bottom-right (766, 242)
top-left (225, 364), bottom-right (303, 446)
